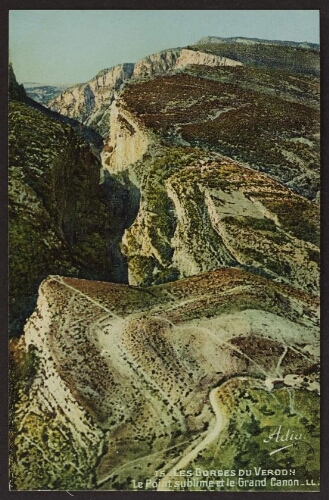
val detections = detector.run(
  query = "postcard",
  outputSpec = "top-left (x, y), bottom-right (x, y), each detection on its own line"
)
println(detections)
top-left (8, 9), bottom-right (321, 493)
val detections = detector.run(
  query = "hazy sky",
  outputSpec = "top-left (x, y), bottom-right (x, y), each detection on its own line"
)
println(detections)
top-left (9, 10), bottom-right (320, 85)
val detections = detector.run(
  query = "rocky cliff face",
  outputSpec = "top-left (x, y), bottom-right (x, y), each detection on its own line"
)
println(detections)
top-left (132, 48), bottom-right (181, 77)
top-left (48, 63), bottom-right (134, 136)
top-left (9, 77), bottom-right (129, 337)
top-left (10, 269), bottom-right (319, 490)
top-left (174, 48), bottom-right (243, 69)
top-left (102, 99), bottom-right (155, 175)
top-left (48, 52), bottom-right (184, 135)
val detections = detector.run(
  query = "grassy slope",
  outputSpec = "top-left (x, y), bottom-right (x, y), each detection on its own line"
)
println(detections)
top-left (187, 42), bottom-right (320, 75)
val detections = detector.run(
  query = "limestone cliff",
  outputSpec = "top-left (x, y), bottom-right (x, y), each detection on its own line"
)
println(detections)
top-left (102, 99), bottom-right (155, 176)
top-left (47, 51), bottom-right (184, 135)
top-left (132, 48), bottom-right (181, 77)
top-left (48, 63), bottom-right (134, 136)
top-left (174, 48), bottom-right (243, 69)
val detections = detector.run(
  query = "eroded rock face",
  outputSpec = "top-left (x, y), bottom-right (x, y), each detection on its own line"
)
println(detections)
top-left (48, 64), bottom-right (134, 135)
top-left (47, 51), bottom-right (184, 135)
top-left (165, 156), bottom-right (319, 293)
top-left (8, 96), bottom-right (128, 337)
top-left (102, 100), bottom-right (155, 175)
top-left (132, 48), bottom-right (181, 77)
top-left (10, 269), bottom-right (319, 490)
top-left (174, 48), bottom-right (243, 69)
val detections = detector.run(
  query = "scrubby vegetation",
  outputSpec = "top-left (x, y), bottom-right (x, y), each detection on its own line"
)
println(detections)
top-left (187, 42), bottom-right (320, 75)
top-left (122, 71), bottom-right (319, 199)
top-left (11, 270), bottom-right (319, 490)
top-left (122, 148), bottom-right (319, 293)
top-left (182, 379), bottom-right (319, 492)
top-left (184, 65), bottom-right (320, 107)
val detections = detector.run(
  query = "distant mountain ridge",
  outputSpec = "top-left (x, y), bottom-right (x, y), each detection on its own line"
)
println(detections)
top-left (22, 36), bottom-right (319, 107)
top-left (23, 83), bottom-right (69, 105)
top-left (197, 36), bottom-right (320, 51)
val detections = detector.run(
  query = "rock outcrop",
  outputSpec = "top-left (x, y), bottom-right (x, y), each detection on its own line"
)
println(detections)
top-left (47, 51), bottom-right (184, 135)
top-left (102, 99), bottom-right (155, 175)
top-left (132, 48), bottom-right (181, 77)
top-left (174, 48), bottom-right (243, 69)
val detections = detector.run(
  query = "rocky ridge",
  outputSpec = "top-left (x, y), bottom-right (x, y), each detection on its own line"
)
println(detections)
top-left (48, 48), bottom-right (243, 136)
top-left (197, 36), bottom-right (320, 51)
top-left (10, 269), bottom-right (319, 490)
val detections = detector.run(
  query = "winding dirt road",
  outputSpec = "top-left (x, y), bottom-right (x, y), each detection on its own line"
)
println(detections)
top-left (157, 385), bottom-right (226, 491)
